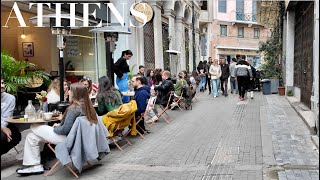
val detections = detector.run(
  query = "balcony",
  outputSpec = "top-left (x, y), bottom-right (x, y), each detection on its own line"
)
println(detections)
top-left (236, 12), bottom-right (257, 22)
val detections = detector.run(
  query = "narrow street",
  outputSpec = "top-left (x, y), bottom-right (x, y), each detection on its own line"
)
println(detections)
top-left (1, 92), bottom-right (319, 180)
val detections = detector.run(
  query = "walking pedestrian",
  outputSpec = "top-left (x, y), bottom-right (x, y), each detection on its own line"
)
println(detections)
top-left (209, 59), bottom-right (222, 97)
top-left (197, 61), bottom-right (206, 92)
top-left (235, 55), bottom-right (253, 101)
top-left (246, 60), bottom-right (257, 99)
top-left (205, 57), bottom-right (212, 94)
top-left (229, 58), bottom-right (239, 94)
top-left (220, 57), bottom-right (230, 97)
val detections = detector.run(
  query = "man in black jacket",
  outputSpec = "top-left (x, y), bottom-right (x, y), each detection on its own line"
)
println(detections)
top-left (154, 70), bottom-right (174, 107)
top-left (205, 57), bottom-right (212, 94)
top-left (220, 57), bottom-right (230, 97)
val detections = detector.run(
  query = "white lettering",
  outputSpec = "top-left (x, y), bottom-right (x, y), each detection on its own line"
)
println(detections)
top-left (83, 3), bottom-right (102, 27)
top-left (2, 2), bottom-right (28, 27)
top-left (106, 3), bottom-right (125, 27)
top-left (68, 3), bottom-right (77, 28)
top-left (130, 2), bottom-right (148, 28)
top-left (29, 3), bottom-right (51, 27)
top-left (53, 3), bottom-right (63, 27)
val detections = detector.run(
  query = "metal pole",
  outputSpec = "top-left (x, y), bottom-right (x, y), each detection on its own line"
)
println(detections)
top-left (59, 49), bottom-right (65, 102)
top-left (192, 0), bottom-right (196, 71)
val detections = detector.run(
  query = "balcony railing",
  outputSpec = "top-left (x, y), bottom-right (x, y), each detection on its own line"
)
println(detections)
top-left (236, 12), bottom-right (257, 22)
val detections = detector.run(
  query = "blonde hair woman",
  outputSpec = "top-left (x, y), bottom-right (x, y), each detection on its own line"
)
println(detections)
top-left (209, 59), bottom-right (222, 97)
top-left (47, 78), bottom-right (68, 104)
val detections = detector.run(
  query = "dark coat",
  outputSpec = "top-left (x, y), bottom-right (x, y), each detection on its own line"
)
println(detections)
top-left (154, 78), bottom-right (174, 106)
top-left (220, 64), bottom-right (230, 80)
top-left (133, 86), bottom-right (150, 117)
top-left (113, 58), bottom-right (130, 78)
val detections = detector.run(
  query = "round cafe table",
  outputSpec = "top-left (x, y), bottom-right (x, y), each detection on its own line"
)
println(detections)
top-left (5, 115), bottom-right (63, 124)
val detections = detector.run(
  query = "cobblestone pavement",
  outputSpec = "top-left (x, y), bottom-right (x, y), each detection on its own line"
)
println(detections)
top-left (1, 92), bottom-right (319, 180)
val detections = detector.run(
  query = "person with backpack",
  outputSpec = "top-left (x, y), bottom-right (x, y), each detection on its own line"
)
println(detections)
top-left (234, 55), bottom-right (253, 101)
top-left (247, 60), bottom-right (257, 99)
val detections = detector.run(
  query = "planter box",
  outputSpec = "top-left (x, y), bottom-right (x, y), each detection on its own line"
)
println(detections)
top-left (278, 86), bottom-right (285, 96)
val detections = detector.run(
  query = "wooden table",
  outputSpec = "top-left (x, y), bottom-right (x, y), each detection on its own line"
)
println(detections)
top-left (5, 115), bottom-right (62, 124)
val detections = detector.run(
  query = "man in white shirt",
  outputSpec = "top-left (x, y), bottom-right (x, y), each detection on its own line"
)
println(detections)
top-left (1, 77), bottom-right (21, 155)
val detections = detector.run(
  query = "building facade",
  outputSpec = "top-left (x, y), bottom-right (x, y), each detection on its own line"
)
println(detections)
top-left (282, 0), bottom-right (319, 135)
top-left (209, 0), bottom-right (269, 68)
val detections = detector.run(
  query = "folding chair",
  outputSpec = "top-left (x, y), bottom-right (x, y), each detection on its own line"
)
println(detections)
top-left (108, 122), bottom-right (133, 151)
top-left (170, 92), bottom-right (185, 111)
top-left (135, 113), bottom-right (147, 139)
top-left (45, 117), bottom-right (110, 178)
top-left (150, 92), bottom-right (174, 126)
top-left (45, 144), bottom-right (79, 178)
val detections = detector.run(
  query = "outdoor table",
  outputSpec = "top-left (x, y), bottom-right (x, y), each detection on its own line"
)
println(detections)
top-left (5, 115), bottom-right (63, 124)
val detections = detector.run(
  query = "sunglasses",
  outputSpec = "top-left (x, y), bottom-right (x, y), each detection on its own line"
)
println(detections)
top-left (82, 76), bottom-right (92, 81)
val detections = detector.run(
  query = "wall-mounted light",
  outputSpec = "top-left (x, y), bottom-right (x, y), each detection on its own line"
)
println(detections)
top-left (21, 28), bottom-right (26, 39)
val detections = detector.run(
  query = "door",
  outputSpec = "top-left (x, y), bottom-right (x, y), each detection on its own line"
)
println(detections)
top-left (144, 21), bottom-right (155, 71)
top-left (294, 1), bottom-right (314, 108)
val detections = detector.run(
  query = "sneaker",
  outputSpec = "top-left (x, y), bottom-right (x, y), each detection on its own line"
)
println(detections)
top-left (225, 94), bottom-right (228, 97)
top-left (16, 165), bottom-right (44, 174)
top-left (213, 96), bottom-right (217, 98)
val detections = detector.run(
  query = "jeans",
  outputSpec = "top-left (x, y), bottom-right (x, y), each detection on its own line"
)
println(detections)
top-left (230, 77), bottom-right (238, 93)
top-left (206, 75), bottom-right (212, 92)
top-left (200, 76), bottom-right (206, 90)
top-left (211, 79), bottom-right (220, 97)
top-left (220, 78), bottom-right (228, 94)
top-left (23, 124), bottom-right (66, 165)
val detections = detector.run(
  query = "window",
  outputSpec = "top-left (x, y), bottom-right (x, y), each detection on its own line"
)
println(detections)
top-left (220, 25), bottom-right (227, 36)
top-left (252, 0), bottom-right (257, 22)
top-left (201, 0), bottom-right (208, 10)
top-left (238, 27), bottom-right (244, 38)
top-left (254, 28), bottom-right (260, 38)
top-left (236, 0), bottom-right (244, 20)
top-left (218, 0), bottom-right (227, 13)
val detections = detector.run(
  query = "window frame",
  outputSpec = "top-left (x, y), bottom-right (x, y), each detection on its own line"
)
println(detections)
top-left (220, 25), bottom-right (227, 36)
top-left (218, 0), bottom-right (227, 13)
top-left (254, 28), bottom-right (260, 38)
top-left (238, 26), bottom-right (244, 38)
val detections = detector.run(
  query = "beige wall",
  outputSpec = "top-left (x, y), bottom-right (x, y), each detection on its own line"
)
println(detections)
top-left (1, 8), bottom-right (56, 73)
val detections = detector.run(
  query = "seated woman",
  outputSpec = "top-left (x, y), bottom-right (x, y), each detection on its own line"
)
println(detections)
top-left (46, 78), bottom-right (68, 104)
top-left (174, 71), bottom-right (187, 97)
top-left (16, 83), bottom-right (98, 174)
top-left (80, 76), bottom-right (96, 98)
top-left (96, 76), bottom-right (123, 116)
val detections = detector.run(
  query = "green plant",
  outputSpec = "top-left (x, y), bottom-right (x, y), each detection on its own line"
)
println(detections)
top-left (287, 90), bottom-right (294, 96)
top-left (1, 50), bottom-right (51, 94)
top-left (127, 64), bottom-right (137, 81)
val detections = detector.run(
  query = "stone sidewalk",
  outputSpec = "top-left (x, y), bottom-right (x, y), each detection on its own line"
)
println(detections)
top-left (1, 92), bottom-right (319, 180)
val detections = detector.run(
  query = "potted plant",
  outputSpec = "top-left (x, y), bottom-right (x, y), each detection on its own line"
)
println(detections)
top-left (1, 50), bottom-right (51, 94)
top-left (278, 77), bottom-right (285, 96)
top-left (259, 27), bottom-right (283, 94)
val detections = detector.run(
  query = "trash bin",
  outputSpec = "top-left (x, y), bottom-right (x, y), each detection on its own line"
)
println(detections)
top-left (261, 79), bottom-right (271, 95)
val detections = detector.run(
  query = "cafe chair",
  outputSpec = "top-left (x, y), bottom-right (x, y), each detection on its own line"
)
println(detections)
top-left (102, 100), bottom-right (138, 151)
top-left (45, 116), bottom-right (110, 178)
top-left (170, 91), bottom-right (185, 111)
top-left (154, 92), bottom-right (174, 125)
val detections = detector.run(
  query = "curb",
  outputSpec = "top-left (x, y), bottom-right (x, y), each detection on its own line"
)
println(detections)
top-left (286, 97), bottom-right (316, 135)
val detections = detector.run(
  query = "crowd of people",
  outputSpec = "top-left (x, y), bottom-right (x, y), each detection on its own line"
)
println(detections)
top-left (1, 50), bottom-right (261, 175)
top-left (1, 50), bottom-right (200, 175)
top-left (196, 54), bottom-right (260, 101)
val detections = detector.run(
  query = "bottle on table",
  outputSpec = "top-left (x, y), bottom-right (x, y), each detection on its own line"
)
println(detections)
top-left (25, 100), bottom-right (36, 121)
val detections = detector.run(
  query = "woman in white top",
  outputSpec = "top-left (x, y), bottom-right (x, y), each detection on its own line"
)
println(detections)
top-left (46, 78), bottom-right (68, 104)
top-left (209, 59), bottom-right (222, 98)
